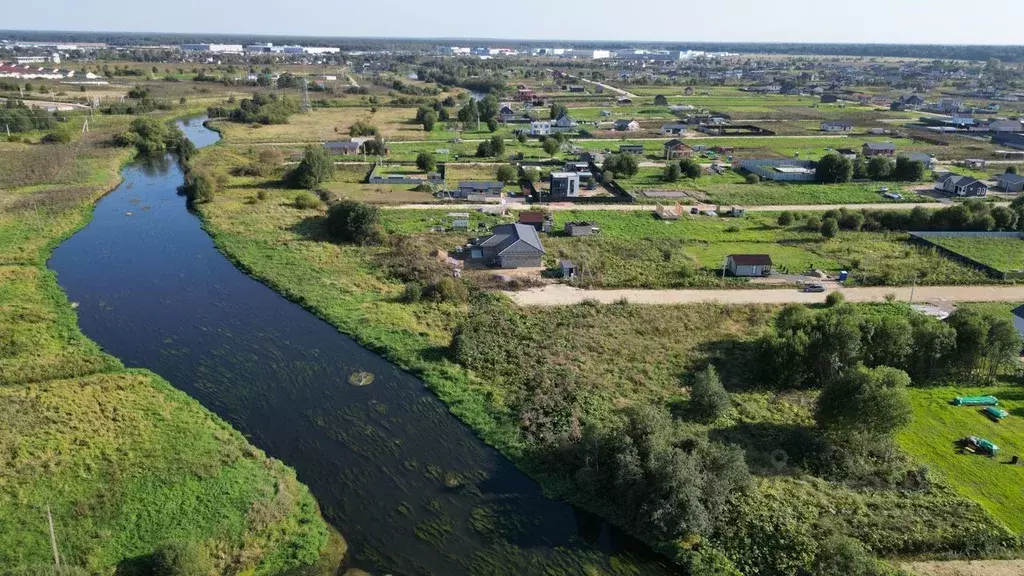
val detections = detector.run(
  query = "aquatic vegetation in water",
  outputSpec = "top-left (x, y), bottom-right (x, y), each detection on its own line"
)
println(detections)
top-left (348, 370), bottom-right (375, 386)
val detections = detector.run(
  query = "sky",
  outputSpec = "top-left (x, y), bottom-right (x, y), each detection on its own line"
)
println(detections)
top-left (5, 0), bottom-right (1024, 45)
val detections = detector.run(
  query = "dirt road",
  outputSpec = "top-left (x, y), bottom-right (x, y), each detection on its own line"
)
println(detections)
top-left (383, 200), bottom-right (1010, 213)
top-left (579, 78), bottom-right (637, 99)
top-left (906, 559), bottom-right (1024, 576)
top-left (506, 284), bottom-right (1024, 307)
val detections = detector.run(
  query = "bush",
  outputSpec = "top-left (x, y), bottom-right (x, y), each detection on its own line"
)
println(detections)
top-left (663, 162), bottom-right (682, 182)
top-left (825, 291), bottom-right (845, 307)
top-left (745, 173), bottom-right (760, 184)
top-left (293, 191), bottom-right (321, 209)
top-left (416, 152), bottom-right (437, 173)
top-left (812, 535), bottom-right (897, 576)
top-left (679, 158), bottom-right (703, 179)
top-left (426, 277), bottom-right (469, 303)
top-left (602, 153), bottom-right (639, 177)
top-left (41, 128), bottom-right (73, 144)
top-left (689, 365), bottom-right (731, 422)
top-left (816, 153), bottom-right (853, 183)
top-left (496, 164), bottom-right (518, 184)
top-left (820, 217), bottom-right (839, 238)
top-left (542, 138), bottom-right (560, 156)
top-left (151, 540), bottom-right (212, 576)
top-left (401, 282), bottom-right (424, 303)
top-left (777, 211), bottom-right (794, 226)
top-left (179, 169), bottom-right (216, 204)
top-left (326, 199), bottom-right (383, 245)
top-left (256, 189), bottom-right (269, 201)
top-left (349, 120), bottom-right (378, 137)
top-left (292, 145), bottom-right (335, 189)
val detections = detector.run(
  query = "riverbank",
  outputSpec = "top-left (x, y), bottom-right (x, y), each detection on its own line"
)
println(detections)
top-left (0, 116), bottom-right (338, 573)
top-left (192, 139), bottom-right (1019, 573)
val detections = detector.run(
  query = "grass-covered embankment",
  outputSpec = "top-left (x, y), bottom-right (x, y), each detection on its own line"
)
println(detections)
top-left (0, 116), bottom-right (336, 573)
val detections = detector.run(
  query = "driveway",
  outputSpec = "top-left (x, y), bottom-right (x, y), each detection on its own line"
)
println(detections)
top-left (505, 284), bottom-right (1024, 307)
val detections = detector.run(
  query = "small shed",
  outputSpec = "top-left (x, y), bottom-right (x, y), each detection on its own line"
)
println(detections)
top-left (725, 254), bottom-right (773, 277)
top-left (518, 211), bottom-right (552, 233)
top-left (560, 259), bottom-right (578, 279)
top-left (565, 221), bottom-right (596, 237)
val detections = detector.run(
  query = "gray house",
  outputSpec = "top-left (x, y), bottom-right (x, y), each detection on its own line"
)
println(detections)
top-left (863, 142), bottom-right (897, 157)
top-left (997, 172), bottom-right (1024, 192)
top-left (324, 140), bottom-right (362, 156)
top-left (455, 181), bottom-right (505, 199)
top-left (550, 172), bottom-right (581, 197)
top-left (935, 174), bottom-right (989, 197)
top-left (725, 254), bottom-right (773, 277)
top-left (821, 121), bottom-right (854, 133)
top-left (994, 132), bottom-right (1024, 150)
top-left (619, 144), bottom-right (645, 155)
top-left (469, 224), bottom-right (545, 268)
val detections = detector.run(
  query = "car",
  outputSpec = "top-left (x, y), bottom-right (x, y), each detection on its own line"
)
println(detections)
top-left (803, 283), bottom-right (826, 293)
top-left (882, 192), bottom-right (903, 200)
top-left (704, 210), bottom-right (718, 217)
top-left (878, 186), bottom-right (890, 193)
top-left (690, 207), bottom-right (700, 214)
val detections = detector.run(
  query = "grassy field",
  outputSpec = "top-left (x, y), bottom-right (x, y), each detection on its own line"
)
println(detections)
top-left (925, 236), bottom-right (1024, 274)
top-left (0, 116), bottom-right (335, 573)
top-left (899, 385), bottom-right (1024, 533)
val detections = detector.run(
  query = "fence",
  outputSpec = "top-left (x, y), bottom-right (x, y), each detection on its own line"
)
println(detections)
top-left (909, 231), bottom-right (1024, 280)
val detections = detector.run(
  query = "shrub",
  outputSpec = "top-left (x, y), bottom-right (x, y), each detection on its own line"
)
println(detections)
top-left (820, 217), bottom-right (839, 238)
top-left (689, 365), bottom-right (731, 422)
top-left (401, 282), bottom-right (424, 303)
top-left (426, 277), bottom-right (470, 303)
top-left (349, 120), bottom-right (378, 137)
top-left (256, 189), bottom-right (269, 201)
top-left (179, 169), bottom-right (216, 204)
top-left (745, 173), bottom-right (760, 184)
top-left (41, 128), bottom-right (73, 144)
top-left (825, 291), bottom-right (845, 307)
top-left (416, 152), bottom-right (437, 173)
top-left (326, 199), bottom-right (383, 245)
top-left (679, 158), bottom-right (703, 179)
top-left (151, 540), bottom-right (212, 576)
top-left (496, 164), bottom-right (518, 184)
top-left (664, 162), bottom-right (681, 182)
top-left (293, 191), bottom-right (320, 209)
top-left (602, 153), bottom-right (639, 177)
top-left (777, 211), bottom-right (794, 226)
top-left (291, 145), bottom-right (335, 189)
top-left (542, 138), bottom-right (560, 156)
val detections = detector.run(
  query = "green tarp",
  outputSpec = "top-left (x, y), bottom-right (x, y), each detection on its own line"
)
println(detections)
top-left (953, 395), bottom-right (998, 406)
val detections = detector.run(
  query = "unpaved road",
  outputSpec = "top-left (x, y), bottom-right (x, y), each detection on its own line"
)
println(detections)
top-left (383, 201), bottom-right (1010, 213)
top-left (579, 78), bottom-right (637, 99)
top-left (506, 284), bottom-right (1024, 307)
top-left (906, 559), bottom-right (1024, 576)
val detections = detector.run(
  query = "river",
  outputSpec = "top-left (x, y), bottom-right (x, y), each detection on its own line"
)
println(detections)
top-left (48, 117), bottom-right (679, 575)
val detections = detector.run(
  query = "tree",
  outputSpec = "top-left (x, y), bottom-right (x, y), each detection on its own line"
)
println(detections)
top-left (477, 94), bottom-right (500, 122)
top-left (522, 167), bottom-right (539, 183)
top-left (542, 137), bottom-right (560, 157)
top-left (457, 101), bottom-right (480, 127)
top-left (151, 540), bottom-right (212, 576)
top-left (1006, 165), bottom-right (1018, 175)
top-left (867, 156), bottom-right (895, 180)
top-left (489, 135), bottom-right (505, 157)
top-left (517, 132), bottom-right (528, 144)
top-left (179, 169), bottom-right (216, 205)
top-left (909, 205), bottom-right (931, 230)
top-left (363, 135), bottom-right (386, 156)
top-left (852, 155), bottom-right (868, 179)
top-left (663, 162), bottom-right (681, 182)
top-left (496, 164), bottom-right (518, 184)
top-left (820, 217), bottom-right (839, 238)
top-left (603, 154), bottom-right (639, 178)
top-left (486, 117), bottom-right (499, 132)
top-left (549, 103), bottom-right (568, 120)
top-left (861, 315), bottom-right (913, 369)
top-left (326, 199), bottom-right (383, 245)
top-left (416, 152), bottom-right (436, 173)
top-left (689, 365), bottom-right (731, 422)
top-left (815, 365), bottom-right (913, 439)
top-left (476, 140), bottom-right (493, 157)
top-left (292, 145), bottom-right (334, 189)
top-left (892, 156), bottom-right (925, 182)
top-left (422, 110), bottom-right (437, 132)
top-left (815, 153), bottom-right (853, 184)
top-left (349, 120), bottom-right (378, 137)
top-left (777, 211), bottom-right (794, 226)
top-left (679, 158), bottom-right (702, 179)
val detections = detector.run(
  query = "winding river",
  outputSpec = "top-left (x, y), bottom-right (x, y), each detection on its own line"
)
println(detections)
top-left (48, 118), bottom-right (678, 575)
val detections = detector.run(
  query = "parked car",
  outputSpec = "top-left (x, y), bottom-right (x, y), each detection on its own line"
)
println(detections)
top-left (878, 186), bottom-right (890, 193)
top-left (704, 210), bottom-right (718, 217)
top-left (803, 283), bottom-right (826, 293)
top-left (690, 207), bottom-right (700, 214)
top-left (882, 192), bottom-right (903, 200)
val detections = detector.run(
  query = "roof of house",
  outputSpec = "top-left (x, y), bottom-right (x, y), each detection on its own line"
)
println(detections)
top-left (479, 223), bottom-right (545, 254)
top-left (997, 173), bottom-right (1024, 185)
top-left (550, 171), bottom-right (579, 179)
top-left (940, 174), bottom-right (987, 188)
top-left (907, 152), bottom-right (934, 162)
top-left (823, 121), bottom-right (853, 127)
top-left (728, 254), bottom-right (773, 266)
top-left (614, 119), bottom-right (638, 126)
top-left (661, 123), bottom-right (688, 130)
top-left (864, 142), bottom-right (897, 151)
top-left (459, 181), bottom-right (505, 190)
top-left (324, 140), bottom-right (361, 150)
top-left (836, 148), bottom-right (858, 155)
top-left (518, 211), bottom-right (547, 224)
top-left (664, 139), bottom-right (688, 148)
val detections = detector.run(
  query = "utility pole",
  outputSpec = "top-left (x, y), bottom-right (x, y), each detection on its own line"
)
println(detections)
top-left (909, 275), bottom-right (917, 305)
top-left (301, 78), bottom-right (311, 113)
top-left (47, 505), bottom-right (61, 569)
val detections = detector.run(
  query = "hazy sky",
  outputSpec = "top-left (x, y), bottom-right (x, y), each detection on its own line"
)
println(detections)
top-left (6, 0), bottom-right (1024, 45)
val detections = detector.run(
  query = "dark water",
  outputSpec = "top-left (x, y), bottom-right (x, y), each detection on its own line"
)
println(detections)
top-left (48, 117), bottom-right (678, 575)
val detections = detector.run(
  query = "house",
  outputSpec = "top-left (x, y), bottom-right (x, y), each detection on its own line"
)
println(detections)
top-left (619, 145), bottom-right (645, 155)
top-left (994, 132), bottom-right (1024, 151)
top-left (550, 172), bottom-right (581, 197)
top-left (988, 119), bottom-right (1022, 133)
top-left (498, 104), bottom-right (517, 123)
top-left (515, 88), bottom-right (535, 101)
top-left (614, 119), bottom-right (641, 132)
top-left (664, 139), bottom-right (694, 160)
top-left (617, 96), bottom-right (633, 105)
top-left (996, 172), bottom-right (1024, 192)
top-left (324, 140), bottom-right (362, 156)
top-left (1012, 305), bottom-right (1024, 354)
top-left (836, 148), bottom-right (858, 161)
top-left (565, 221), bottom-right (597, 236)
top-left (907, 152), bottom-right (937, 169)
top-left (821, 121), bottom-right (854, 133)
top-left (661, 123), bottom-right (688, 136)
top-left (725, 254), bottom-right (773, 277)
top-left (821, 94), bottom-right (839, 104)
top-left (467, 223), bottom-right (545, 268)
top-left (863, 142), bottom-right (896, 157)
top-left (529, 120), bottom-right (551, 136)
top-left (456, 181), bottom-right (504, 199)
top-left (518, 211), bottom-right (553, 232)
top-left (900, 94), bottom-right (926, 108)
top-left (568, 85), bottom-right (586, 93)
top-left (935, 174), bottom-right (989, 197)
top-left (552, 113), bottom-right (578, 132)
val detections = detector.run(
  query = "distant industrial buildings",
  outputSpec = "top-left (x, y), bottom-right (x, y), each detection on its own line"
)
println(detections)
top-left (179, 43), bottom-right (340, 55)
top-left (181, 43), bottom-right (245, 54)
top-left (439, 46), bottom-right (732, 60)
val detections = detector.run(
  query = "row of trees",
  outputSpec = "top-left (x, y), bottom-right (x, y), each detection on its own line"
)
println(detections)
top-left (777, 200), bottom-right (1024, 234)
top-left (0, 100), bottom-right (58, 134)
top-left (816, 153), bottom-right (925, 184)
top-left (113, 117), bottom-right (196, 160)
top-left (758, 304), bottom-right (1022, 391)
top-left (664, 158), bottom-right (703, 182)
top-left (207, 93), bottom-right (298, 125)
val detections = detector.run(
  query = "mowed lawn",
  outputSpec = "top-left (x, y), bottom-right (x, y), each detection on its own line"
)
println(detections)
top-left (898, 386), bottom-right (1024, 533)
top-left (926, 237), bottom-right (1024, 274)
